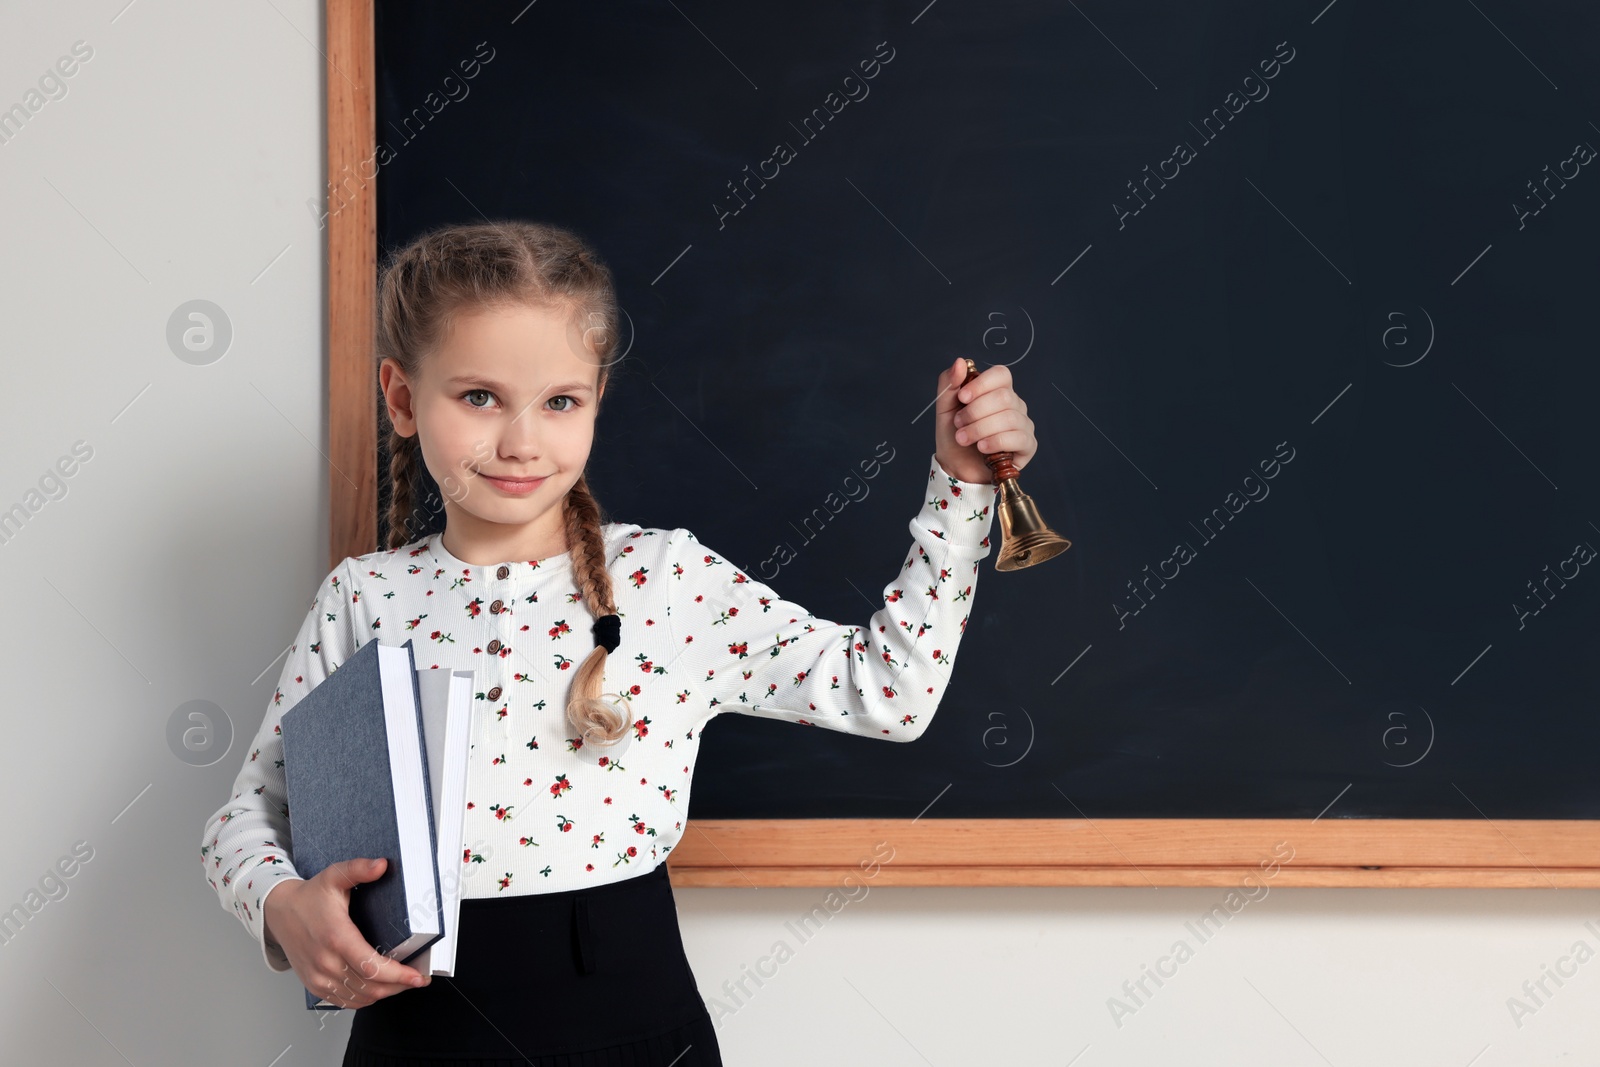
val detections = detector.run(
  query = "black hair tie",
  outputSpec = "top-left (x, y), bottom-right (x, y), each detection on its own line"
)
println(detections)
top-left (592, 613), bottom-right (621, 653)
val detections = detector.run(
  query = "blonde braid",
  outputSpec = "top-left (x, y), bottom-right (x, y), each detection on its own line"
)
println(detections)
top-left (562, 472), bottom-right (627, 745)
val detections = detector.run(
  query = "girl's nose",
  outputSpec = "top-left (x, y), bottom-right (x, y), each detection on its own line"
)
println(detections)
top-left (494, 416), bottom-right (545, 460)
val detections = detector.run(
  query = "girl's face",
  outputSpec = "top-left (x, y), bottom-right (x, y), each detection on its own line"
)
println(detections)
top-left (382, 300), bottom-right (606, 558)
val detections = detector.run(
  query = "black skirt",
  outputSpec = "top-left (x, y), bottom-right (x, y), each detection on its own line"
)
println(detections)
top-left (342, 862), bottom-right (722, 1066)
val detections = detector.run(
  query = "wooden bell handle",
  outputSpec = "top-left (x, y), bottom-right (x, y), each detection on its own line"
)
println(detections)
top-left (961, 357), bottom-right (1020, 483)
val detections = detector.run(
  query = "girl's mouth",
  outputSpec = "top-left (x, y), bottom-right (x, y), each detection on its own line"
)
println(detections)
top-left (481, 473), bottom-right (548, 495)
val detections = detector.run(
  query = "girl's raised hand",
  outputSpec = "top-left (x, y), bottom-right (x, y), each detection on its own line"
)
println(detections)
top-left (262, 856), bottom-right (431, 1008)
top-left (934, 357), bottom-right (1037, 485)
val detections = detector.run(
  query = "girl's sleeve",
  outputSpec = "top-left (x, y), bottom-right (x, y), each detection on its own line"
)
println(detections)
top-left (668, 451), bottom-right (998, 740)
top-left (199, 558), bottom-right (356, 974)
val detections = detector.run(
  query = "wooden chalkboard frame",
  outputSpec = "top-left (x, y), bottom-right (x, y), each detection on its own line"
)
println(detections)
top-left (324, 0), bottom-right (1600, 888)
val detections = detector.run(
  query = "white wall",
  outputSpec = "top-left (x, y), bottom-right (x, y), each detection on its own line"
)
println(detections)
top-left (0, 3), bottom-right (1594, 1064)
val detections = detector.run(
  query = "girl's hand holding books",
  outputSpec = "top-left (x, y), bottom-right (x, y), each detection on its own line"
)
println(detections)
top-left (934, 357), bottom-right (1038, 485)
top-left (262, 856), bottom-right (432, 1007)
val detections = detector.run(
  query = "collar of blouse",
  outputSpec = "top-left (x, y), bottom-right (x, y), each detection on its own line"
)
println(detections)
top-left (424, 528), bottom-right (580, 583)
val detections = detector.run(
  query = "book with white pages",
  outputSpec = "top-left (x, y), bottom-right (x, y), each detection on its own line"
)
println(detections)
top-left (280, 637), bottom-right (445, 1010)
top-left (406, 666), bottom-right (476, 977)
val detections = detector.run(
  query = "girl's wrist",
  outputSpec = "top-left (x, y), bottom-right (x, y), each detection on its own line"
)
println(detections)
top-left (935, 450), bottom-right (996, 488)
top-left (262, 877), bottom-right (303, 945)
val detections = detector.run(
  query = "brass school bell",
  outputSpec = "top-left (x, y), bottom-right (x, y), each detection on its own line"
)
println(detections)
top-left (958, 357), bottom-right (1071, 571)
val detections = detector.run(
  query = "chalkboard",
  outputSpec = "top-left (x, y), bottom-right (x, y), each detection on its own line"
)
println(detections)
top-left (357, 0), bottom-right (1600, 841)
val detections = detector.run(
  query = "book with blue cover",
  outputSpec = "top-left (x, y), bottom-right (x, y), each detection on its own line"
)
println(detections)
top-left (280, 637), bottom-right (445, 1010)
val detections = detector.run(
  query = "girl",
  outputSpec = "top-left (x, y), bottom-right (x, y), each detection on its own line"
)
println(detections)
top-left (200, 220), bottom-right (1037, 1066)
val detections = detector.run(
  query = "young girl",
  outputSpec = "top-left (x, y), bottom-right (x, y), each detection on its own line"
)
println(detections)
top-left (200, 220), bottom-right (1037, 1066)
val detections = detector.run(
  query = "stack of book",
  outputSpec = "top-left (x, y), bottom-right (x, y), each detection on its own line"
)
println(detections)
top-left (280, 638), bottom-right (477, 1010)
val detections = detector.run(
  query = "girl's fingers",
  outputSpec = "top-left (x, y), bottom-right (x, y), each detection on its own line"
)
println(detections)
top-left (956, 362), bottom-right (1013, 405)
top-left (331, 932), bottom-right (428, 991)
top-left (321, 967), bottom-right (419, 1006)
top-left (953, 411), bottom-right (1028, 447)
top-left (954, 386), bottom-right (1023, 427)
top-left (961, 430), bottom-right (1032, 456)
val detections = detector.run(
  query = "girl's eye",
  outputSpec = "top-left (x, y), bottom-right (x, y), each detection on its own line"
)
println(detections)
top-left (463, 389), bottom-right (496, 409)
top-left (549, 395), bottom-right (577, 412)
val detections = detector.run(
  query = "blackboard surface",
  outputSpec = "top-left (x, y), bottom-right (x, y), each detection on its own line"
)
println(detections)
top-left (375, 0), bottom-right (1600, 821)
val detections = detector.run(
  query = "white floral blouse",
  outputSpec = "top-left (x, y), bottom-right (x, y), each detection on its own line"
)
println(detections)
top-left (201, 451), bottom-right (997, 973)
